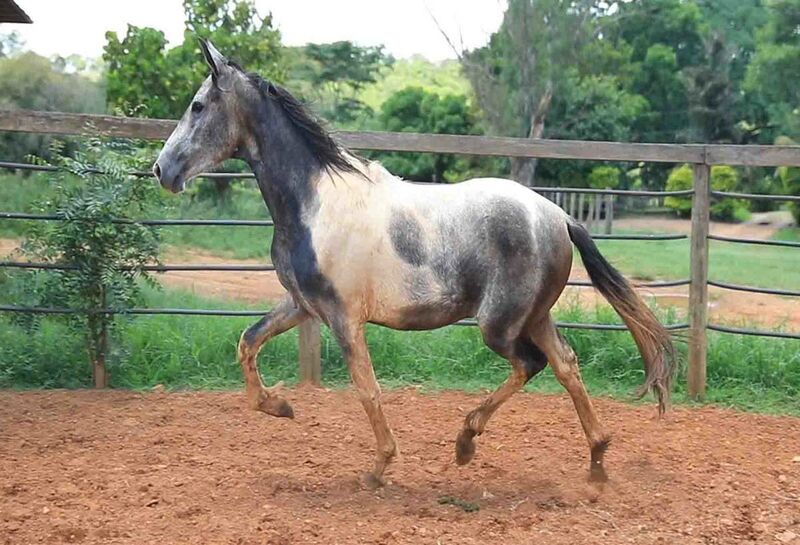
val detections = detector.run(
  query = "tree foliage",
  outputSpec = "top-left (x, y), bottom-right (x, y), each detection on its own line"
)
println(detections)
top-left (374, 87), bottom-right (482, 182)
top-left (0, 51), bottom-right (105, 161)
top-left (665, 164), bottom-right (747, 220)
top-left (286, 41), bottom-right (392, 124)
top-left (104, 0), bottom-right (284, 119)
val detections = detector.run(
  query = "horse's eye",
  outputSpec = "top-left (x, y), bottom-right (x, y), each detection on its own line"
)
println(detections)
top-left (191, 101), bottom-right (204, 114)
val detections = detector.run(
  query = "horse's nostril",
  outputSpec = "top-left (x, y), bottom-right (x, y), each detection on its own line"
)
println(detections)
top-left (153, 162), bottom-right (162, 181)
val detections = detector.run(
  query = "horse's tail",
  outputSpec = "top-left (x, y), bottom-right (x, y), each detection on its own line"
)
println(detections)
top-left (566, 219), bottom-right (676, 415)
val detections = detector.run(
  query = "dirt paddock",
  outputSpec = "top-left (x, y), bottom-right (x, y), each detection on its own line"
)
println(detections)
top-left (1, 389), bottom-right (799, 544)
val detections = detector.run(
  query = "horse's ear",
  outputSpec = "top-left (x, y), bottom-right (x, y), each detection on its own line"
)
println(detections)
top-left (199, 38), bottom-right (228, 79)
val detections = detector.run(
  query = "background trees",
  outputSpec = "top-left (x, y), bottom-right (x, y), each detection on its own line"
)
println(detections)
top-left (104, 0), bottom-right (284, 120)
top-left (1, 0), bottom-right (798, 198)
top-left (0, 37), bottom-right (105, 162)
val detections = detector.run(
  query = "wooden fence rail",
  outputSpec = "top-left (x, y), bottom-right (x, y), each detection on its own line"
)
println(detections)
top-left (2, 108), bottom-right (800, 398)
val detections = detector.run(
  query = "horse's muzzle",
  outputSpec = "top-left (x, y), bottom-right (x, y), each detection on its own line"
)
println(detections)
top-left (152, 160), bottom-right (185, 193)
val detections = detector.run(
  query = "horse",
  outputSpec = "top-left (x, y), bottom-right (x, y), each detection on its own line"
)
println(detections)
top-left (153, 39), bottom-right (676, 488)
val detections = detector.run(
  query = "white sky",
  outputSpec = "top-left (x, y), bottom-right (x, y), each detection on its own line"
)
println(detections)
top-left (5, 0), bottom-right (506, 61)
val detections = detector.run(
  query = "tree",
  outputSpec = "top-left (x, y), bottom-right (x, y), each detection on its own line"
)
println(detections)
top-left (461, 0), bottom-right (602, 186)
top-left (104, 0), bottom-right (285, 119)
top-left (375, 87), bottom-right (481, 182)
top-left (0, 51), bottom-right (105, 161)
top-left (665, 164), bottom-right (747, 220)
top-left (0, 31), bottom-right (23, 58)
top-left (290, 41), bottom-right (393, 124)
top-left (536, 70), bottom-right (647, 187)
top-left (17, 141), bottom-right (161, 387)
top-left (745, 0), bottom-right (800, 139)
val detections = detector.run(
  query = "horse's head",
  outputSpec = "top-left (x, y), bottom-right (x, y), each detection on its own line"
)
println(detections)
top-left (153, 40), bottom-right (250, 193)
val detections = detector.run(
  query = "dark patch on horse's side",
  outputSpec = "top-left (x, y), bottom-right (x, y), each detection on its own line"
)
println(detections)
top-left (430, 208), bottom-right (488, 310)
top-left (486, 198), bottom-right (534, 264)
top-left (390, 209), bottom-right (428, 267)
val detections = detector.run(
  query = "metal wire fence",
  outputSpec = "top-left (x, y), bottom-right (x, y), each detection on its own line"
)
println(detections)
top-left (0, 160), bottom-right (797, 341)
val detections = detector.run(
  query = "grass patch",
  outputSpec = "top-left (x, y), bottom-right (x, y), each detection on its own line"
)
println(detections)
top-left (158, 182), bottom-right (273, 260)
top-left (774, 227), bottom-right (800, 242)
top-left (1, 284), bottom-right (798, 416)
top-left (592, 236), bottom-right (800, 290)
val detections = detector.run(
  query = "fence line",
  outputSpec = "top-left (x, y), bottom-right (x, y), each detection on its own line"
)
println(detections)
top-left (708, 234), bottom-right (800, 249)
top-left (1, 109), bottom-right (799, 398)
top-left (5, 109), bottom-right (800, 166)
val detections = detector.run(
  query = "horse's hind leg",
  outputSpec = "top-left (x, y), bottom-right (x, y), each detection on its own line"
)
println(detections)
top-left (455, 324), bottom-right (548, 465)
top-left (332, 321), bottom-right (397, 488)
top-left (238, 294), bottom-right (308, 418)
top-left (531, 315), bottom-right (610, 483)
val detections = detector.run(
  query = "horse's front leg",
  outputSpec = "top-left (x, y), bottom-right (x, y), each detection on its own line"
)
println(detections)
top-left (333, 321), bottom-right (398, 488)
top-left (238, 294), bottom-right (308, 417)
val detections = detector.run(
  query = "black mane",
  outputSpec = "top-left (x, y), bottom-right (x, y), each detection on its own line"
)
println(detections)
top-left (244, 70), bottom-right (365, 178)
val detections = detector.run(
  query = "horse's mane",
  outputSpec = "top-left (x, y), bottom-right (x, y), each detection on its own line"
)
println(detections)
top-left (236, 64), bottom-right (366, 180)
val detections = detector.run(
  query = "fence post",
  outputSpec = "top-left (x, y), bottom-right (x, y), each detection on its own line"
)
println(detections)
top-left (604, 192), bottom-right (613, 234)
top-left (298, 319), bottom-right (322, 385)
top-left (688, 163), bottom-right (711, 400)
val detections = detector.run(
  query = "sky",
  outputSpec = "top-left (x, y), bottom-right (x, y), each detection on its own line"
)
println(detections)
top-left (6, 0), bottom-right (506, 61)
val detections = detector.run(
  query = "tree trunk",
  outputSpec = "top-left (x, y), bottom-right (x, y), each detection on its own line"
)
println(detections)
top-left (511, 84), bottom-right (553, 188)
top-left (90, 288), bottom-right (109, 389)
top-left (93, 318), bottom-right (108, 388)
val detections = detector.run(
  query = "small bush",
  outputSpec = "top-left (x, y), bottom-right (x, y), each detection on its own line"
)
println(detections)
top-left (587, 165), bottom-right (621, 189)
top-left (13, 140), bottom-right (161, 387)
top-left (665, 164), bottom-right (748, 221)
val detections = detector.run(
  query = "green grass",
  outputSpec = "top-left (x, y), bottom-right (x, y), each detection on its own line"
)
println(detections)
top-left (593, 230), bottom-right (800, 290)
top-left (0, 172), bottom-right (59, 238)
top-left (158, 182), bottom-right (273, 259)
top-left (774, 227), bottom-right (800, 242)
top-left (1, 284), bottom-right (797, 416)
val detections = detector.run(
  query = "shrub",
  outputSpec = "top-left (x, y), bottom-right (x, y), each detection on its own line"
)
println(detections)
top-left (665, 164), bottom-right (748, 221)
top-left (587, 165), bottom-right (621, 189)
top-left (14, 140), bottom-right (161, 387)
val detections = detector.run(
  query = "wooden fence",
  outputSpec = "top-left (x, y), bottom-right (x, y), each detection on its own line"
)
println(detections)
top-left (1, 108), bottom-right (800, 399)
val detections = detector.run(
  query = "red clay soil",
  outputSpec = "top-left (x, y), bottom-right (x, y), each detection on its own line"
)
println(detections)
top-left (1, 388), bottom-right (799, 545)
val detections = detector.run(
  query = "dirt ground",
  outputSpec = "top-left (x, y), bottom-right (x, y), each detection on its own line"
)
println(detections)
top-left (1, 389), bottom-right (799, 545)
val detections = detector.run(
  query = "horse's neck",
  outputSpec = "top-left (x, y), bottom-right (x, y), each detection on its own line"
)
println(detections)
top-left (246, 117), bottom-right (319, 240)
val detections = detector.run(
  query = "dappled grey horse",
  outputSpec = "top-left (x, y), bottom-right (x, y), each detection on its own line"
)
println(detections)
top-left (153, 40), bottom-right (676, 488)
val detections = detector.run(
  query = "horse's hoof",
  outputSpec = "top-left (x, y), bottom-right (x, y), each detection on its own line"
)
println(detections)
top-left (455, 429), bottom-right (476, 465)
top-left (359, 472), bottom-right (385, 490)
top-left (257, 394), bottom-right (295, 419)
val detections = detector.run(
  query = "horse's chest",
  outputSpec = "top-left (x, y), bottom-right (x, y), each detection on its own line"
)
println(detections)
top-left (271, 230), bottom-right (340, 316)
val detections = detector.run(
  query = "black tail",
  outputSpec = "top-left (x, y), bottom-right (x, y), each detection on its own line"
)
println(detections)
top-left (567, 220), bottom-right (676, 414)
